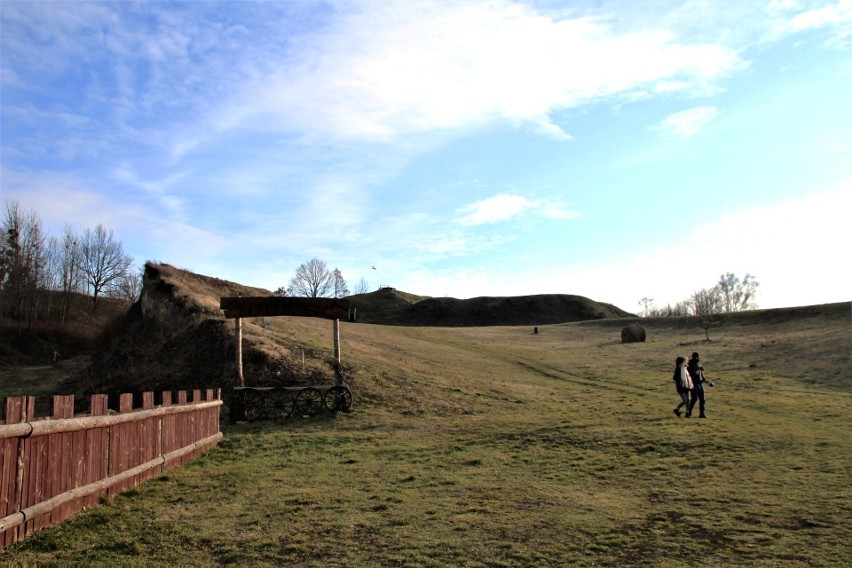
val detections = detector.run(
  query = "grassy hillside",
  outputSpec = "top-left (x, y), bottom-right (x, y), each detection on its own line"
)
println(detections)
top-left (57, 266), bottom-right (632, 400)
top-left (2, 298), bottom-right (849, 566)
top-left (347, 287), bottom-right (430, 324)
top-left (348, 287), bottom-right (632, 326)
top-left (0, 292), bottom-right (130, 367)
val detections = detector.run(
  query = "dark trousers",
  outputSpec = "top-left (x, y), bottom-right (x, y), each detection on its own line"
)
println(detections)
top-left (688, 384), bottom-right (705, 415)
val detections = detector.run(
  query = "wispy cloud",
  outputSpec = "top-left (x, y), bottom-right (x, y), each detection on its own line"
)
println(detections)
top-left (170, 1), bottom-right (745, 149)
top-left (456, 194), bottom-right (580, 225)
top-left (456, 194), bottom-right (541, 225)
top-left (652, 106), bottom-right (719, 137)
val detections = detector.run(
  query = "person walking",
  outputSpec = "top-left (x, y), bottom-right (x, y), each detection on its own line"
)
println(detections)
top-left (687, 352), bottom-right (714, 418)
top-left (673, 356), bottom-right (692, 417)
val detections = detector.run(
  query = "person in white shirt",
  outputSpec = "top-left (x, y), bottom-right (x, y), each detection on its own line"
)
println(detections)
top-left (673, 356), bottom-right (693, 417)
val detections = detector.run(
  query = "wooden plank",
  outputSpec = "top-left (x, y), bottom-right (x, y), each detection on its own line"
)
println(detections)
top-left (140, 393), bottom-right (155, 484)
top-left (0, 400), bottom-right (223, 440)
top-left (50, 396), bottom-right (74, 526)
top-left (219, 296), bottom-right (349, 320)
top-left (88, 395), bottom-right (108, 509)
top-left (1, 398), bottom-right (23, 545)
top-left (19, 398), bottom-right (35, 538)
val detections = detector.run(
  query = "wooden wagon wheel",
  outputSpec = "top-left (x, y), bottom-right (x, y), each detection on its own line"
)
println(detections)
top-left (323, 385), bottom-right (353, 413)
top-left (229, 390), bottom-right (246, 423)
top-left (267, 389), bottom-right (296, 419)
top-left (242, 389), bottom-right (266, 421)
top-left (295, 387), bottom-right (324, 416)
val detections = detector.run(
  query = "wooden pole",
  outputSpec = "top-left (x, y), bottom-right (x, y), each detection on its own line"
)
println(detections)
top-left (332, 318), bottom-right (341, 384)
top-left (332, 318), bottom-right (340, 364)
top-left (235, 317), bottom-right (244, 387)
top-left (13, 397), bottom-right (32, 543)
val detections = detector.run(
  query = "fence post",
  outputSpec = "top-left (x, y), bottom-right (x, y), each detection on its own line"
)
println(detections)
top-left (235, 317), bottom-right (244, 387)
top-left (3, 397), bottom-right (28, 545)
top-left (13, 397), bottom-right (33, 543)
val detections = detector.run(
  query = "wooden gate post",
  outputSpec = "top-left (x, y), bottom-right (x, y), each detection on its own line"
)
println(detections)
top-left (333, 318), bottom-right (340, 364)
top-left (235, 317), bottom-right (244, 387)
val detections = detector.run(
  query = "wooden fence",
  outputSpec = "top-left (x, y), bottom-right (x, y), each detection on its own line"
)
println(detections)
top-left (0, 389), bottom-right (222, 547)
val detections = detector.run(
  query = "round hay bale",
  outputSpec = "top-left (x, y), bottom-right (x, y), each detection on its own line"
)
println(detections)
top-left (621, 323), bottom-right (646, 343)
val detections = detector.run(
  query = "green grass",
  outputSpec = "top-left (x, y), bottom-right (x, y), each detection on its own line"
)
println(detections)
top-left (2, 306), bottom-right (850, 566)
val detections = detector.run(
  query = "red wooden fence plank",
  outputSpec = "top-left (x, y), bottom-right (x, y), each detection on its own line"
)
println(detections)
top-left (0, 389), bottom-right (221, 547)
top-left (20, 398), bottom-right (37, 538)
top-left (1, 398), bottom-right (24, 546)
top-left (52, 396), bottom-right (74, 526)
top-left (85, 395), bottom-right (108, 510)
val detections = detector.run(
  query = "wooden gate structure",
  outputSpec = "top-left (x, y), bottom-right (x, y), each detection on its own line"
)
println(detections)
top-left (0, 389), bottom-right (222, 546)
top-left (219, 296), bottom-right (350, 387)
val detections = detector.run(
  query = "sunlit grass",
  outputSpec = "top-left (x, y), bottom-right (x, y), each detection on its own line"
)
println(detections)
top-left (2, 306), bottom-right (849, 566)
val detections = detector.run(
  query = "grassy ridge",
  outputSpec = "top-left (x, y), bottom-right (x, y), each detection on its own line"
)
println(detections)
top-left (1, 304), bottom-right (850, 566)
top-left (347, 288), bottom-right (632, 326)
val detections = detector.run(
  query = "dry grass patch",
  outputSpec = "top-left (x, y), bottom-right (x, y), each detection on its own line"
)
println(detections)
top-left (2, 303), bottom-right (849, 566)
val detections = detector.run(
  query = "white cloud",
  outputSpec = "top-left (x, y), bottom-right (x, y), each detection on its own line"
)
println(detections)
top-left (541, 203), bottom-right (582, 220)
top-left (201, 1), bottom-right (744, 147)
top-left (764, 0), bottom-right (852, 47)
top-left (456, 194), bottom-right (541, 225)
top-left (455, 194), bottom-right (580, 225)
top-left (787, 0), bottom-right (852, 31)
top-left (652, 106), bottom-right (719, 137)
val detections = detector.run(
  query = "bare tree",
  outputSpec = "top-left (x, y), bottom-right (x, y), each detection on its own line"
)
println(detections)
top-left (58, 226), bottom-right (82, 326)
top-left (648, 301), bottom-right (691, 317)
top-left (640, 271), bottom-right (760, 319)
top-left (287, 258), bottom-right (334, 298)
top-left (78, 224), bottom-right (133, 310)
top-left (332, 268), bottom-right (349, 298)
top-left (716, 272), bottom-right (759, 312)
top-left (108, 266), bottom-right (143, 302)
top-left (353, 278), bottom-right (370, 295)
top-left (690, 287), bottom-right (723, 317)
top-left (638, 297), bottom-right (655, 317)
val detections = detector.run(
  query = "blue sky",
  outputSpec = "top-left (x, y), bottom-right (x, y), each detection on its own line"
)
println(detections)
top-left (2, 0), bottom-right (850, 312)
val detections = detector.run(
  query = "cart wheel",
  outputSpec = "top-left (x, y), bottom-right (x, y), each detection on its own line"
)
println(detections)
top-left (295, 387), bottom-right (324, 416)
top-left (229, 391), bottom-right (246, 423)
top-left (324, 385), bottom-right (353, 413)
top-left (268, 389), bottom-right (296, 419)
top-left (243, 389), bottom-right (265, 422)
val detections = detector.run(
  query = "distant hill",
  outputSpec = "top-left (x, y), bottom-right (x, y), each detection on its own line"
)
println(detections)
top-left (347, 287), bottom-right (633, 326)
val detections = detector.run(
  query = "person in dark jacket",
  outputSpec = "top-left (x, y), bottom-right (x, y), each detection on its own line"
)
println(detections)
top-left (687, 352), bottom-right (714, 418)
top-left (673, 356), bottom-right (692, 417)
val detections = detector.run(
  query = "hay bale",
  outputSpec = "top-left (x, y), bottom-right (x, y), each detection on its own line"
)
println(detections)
top-left (621, 323), bottom-right (646, 343)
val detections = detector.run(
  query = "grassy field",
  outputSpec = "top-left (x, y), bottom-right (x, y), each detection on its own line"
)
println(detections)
top-left (1, 304), bottom-right (850, 566)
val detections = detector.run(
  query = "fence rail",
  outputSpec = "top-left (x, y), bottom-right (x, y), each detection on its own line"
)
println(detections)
top-left (0, 389), bottom-right (222, 547)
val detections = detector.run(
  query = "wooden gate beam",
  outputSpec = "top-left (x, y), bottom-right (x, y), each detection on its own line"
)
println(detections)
top-left (219, 297), bottom-right (349, 320)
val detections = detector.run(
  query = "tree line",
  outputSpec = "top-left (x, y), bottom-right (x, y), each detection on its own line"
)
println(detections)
top-left (0, 200), bottom-right (138, 330)
top-left (277, 258), bottom-right (371, 298)
top-left (638, 272), bottom-right (759, 317)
